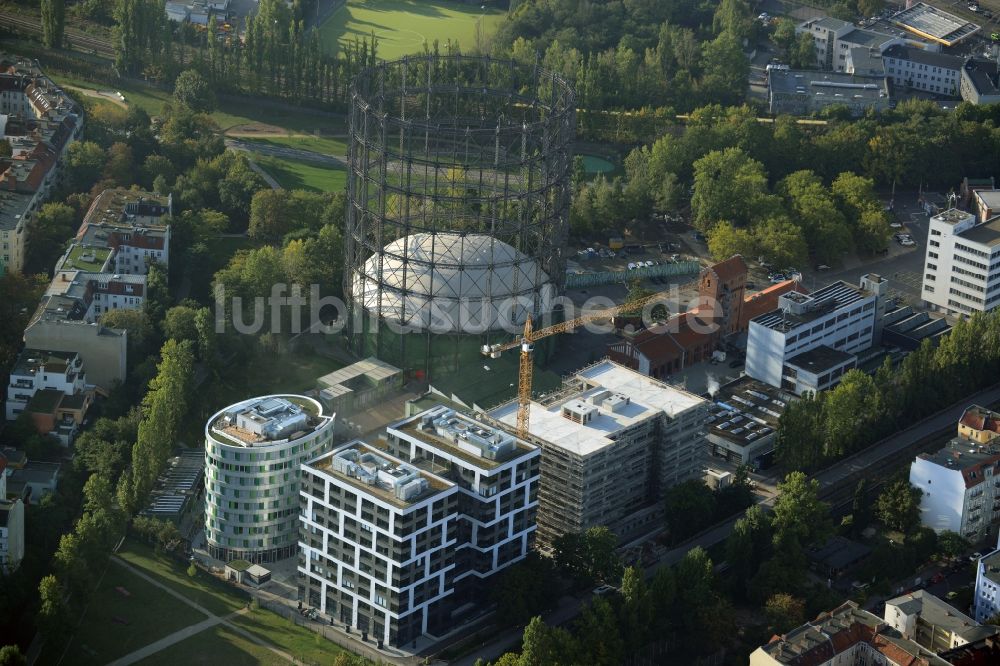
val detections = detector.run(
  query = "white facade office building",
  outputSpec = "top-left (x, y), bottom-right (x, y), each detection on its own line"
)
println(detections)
top-left (204, 395), bottom-right (335, 563)
top-left (298, 408), bottom-right (539, 647)
top-left (746, 275), bottom-right (887, 394)
top-left (921, 208), bottom-right (1000, 316)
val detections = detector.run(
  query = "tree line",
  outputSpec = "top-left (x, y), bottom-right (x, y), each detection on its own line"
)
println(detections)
top-left (778, 310), bottom-right (1000, 472)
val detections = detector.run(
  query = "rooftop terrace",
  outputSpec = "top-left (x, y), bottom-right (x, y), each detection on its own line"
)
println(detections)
top-left (60, 245), bottom-right (112, 272)
top-left (210, 396), bottom-right (326, 448)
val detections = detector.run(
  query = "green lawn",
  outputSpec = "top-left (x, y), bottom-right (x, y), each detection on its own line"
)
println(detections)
top-left (229, 607), bottom-right (349, 664)
top-left (42, 561), bottom-right (206, 666)
top-left (319, 0), bottom-right (506, 60)
top-left (117, 540), bottom-right (248, 617)
top-left (234, 350), bottom-right (344, 397)
top-left (138, 624), bottom-right (291, 666)
top-left (242, 135), bottom-right (349, 157)
top-left (253, 154), bottom-right (348, 193)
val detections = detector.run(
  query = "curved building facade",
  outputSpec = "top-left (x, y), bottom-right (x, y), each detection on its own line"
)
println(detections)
top-left (204, 395), bottom-right (335, 563)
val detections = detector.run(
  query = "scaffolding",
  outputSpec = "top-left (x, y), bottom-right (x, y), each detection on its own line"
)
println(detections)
top-left (344, 55), bottom-right (576, 378)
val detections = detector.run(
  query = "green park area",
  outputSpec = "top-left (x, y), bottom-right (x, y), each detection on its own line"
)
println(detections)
top-left (319, 0), bottom-right (505, 60)
top-left (47, 539), bottom-right (351, 665)
top-left (252, 154), bottom-right (348, 193)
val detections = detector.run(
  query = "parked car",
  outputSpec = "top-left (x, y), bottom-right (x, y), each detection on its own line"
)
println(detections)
top-left (593, 585), bottom-right (617, 597)
top-left (970, 552), bottom-right (983, 562)
top-left (769, 273), bottom-right (787, 283)
top-left (627, 262), bottom-right (637, 270)
top-left (816, 264), bottom-right (831, 271)
top-left (644, 260), bottom-right (655, 267)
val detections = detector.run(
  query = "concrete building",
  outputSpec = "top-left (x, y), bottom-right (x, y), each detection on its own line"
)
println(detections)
top-left (750, 601), bottom-right (951, 666)
top-left (299, 442), bottom-right (459, 647)
top-left (796, 16), bottom-right (937, 73)
top-left (975, 542), bottom-right (1000, 623)
top-left (383, 406), bottom-right (540, 591)
top-left (23, 303), bottom-right (127, 392)
top-left (0, 454), bottom-right (25, 573)
top-left (746, 274), bottom-right (887, 394)
top-left (299, 407), bottom-right (539, 646)
top-left (0, 55), bottom-right (83, 275)
top-left (487, 360), bottom-right (708, 547)
top-left (972, 190), bottom-right (1000, 225)
top-left (921, 209), bottom-right (1000, 316)
top-left (882, 45), bottom-right (963, 96)
top-left (768, 69), bottom-right (891, 116)
top-left (884, 590), bottom-right (997, 652)
top-left (4, 349), bottom-right (94, 445)
top-left (204, 395), bottom-right (335, 563)
top-left (706, 377), bottom-right (791, 468)
top-left (910, 406), bottom-right (1000, 542)
top-left (961, 59), bottom-right (1000, 106)
top-left (6, 460), bottom-right (60, 502)
top-left (316, 357), bottom-right (404, 417)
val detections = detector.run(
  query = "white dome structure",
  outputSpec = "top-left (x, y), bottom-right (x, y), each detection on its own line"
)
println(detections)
top-left (352, 233), bottom-right (554, 334)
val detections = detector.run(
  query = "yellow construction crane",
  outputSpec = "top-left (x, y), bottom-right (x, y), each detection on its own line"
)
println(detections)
top-left (481, 287), bottom-right (685, 438)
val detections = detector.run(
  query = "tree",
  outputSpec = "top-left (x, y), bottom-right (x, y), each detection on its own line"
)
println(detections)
top-left (103, 142), bottom-right (135, 187)
top-left (519, 616), bottom-right (578, 666)
top-left (877, 479), bottom-right (923, 533)
top-left (173, 69), bottom-right (216, 114)
top-left (37, 575), bottom-right (68, 639)
top-left (691, 147), bottom-right (774, 230)
top-left (100, 308), bottom-right (154, 357)
top-left (41, 0), bottom-right (65, 48)
top-left (700, 31), bottom-right (749, 107)
top-left (66, 141), bottom-right (106, 193)
top-left (765, 593), bottom-right (806, 632)
top-left (573, 597), bottom-right (623, 666)
top-left (552, 526), bottom-right (622, 584)
top-left (26, 202), bottom-right (75, 271)
top-left (0, 139), bottom-right (11, 158)
top-left (791, 32), bottom-right (817, 69)
top-left (619, 566), bottom-right (653, 647)
top-left (772, 471), bottom-right (831, 547)
top-left (772, 19), bottom-right (798, 61)
top-left (492, 555), bottom-right (558, 625)
top-left (664, 479), bottom-right (717, 542)
top-left (707, 222), bottom-right (755, 262)
top-left (938, 531), bottom-right (970, 559)
top-left (754, 216), bottom-right (808, 268)
top-left (0, 645), bottom-right (26, 666)
top-left (162, 305), bottom-right (200, 342)
top-left (725, 505), bottom-right (772, 597)
top-left (857, 0), bottom-right (885, 18)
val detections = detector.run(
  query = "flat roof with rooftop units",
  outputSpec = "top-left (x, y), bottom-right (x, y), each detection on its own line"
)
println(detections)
top-left (310, 441), bottom-right (455, 509)
top-left (209, 395), bottom-right (327, 447)
top-left (891, 2), bottom-right (980, 46)
top-left (393, 405), bottom-right (536, 471)
top-left (753, 281), bottom-right (873, 333)
top-left (708, 376), bottom-right (790, 449)
top-left (488, 360), bottom-right (705, 457)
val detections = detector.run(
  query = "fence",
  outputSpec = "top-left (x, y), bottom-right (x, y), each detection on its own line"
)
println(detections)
top-left (565, 261), bottom-right (700, 288)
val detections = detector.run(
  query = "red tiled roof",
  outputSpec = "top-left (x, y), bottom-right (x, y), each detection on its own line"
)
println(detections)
top-left (960, 406), bottom-right (1000, 434)
top-left (706, 255), bottom-right (748, 284)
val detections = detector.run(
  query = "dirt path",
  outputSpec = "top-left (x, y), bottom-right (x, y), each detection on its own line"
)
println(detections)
top-left (64, 85), bottom-right (128, 108)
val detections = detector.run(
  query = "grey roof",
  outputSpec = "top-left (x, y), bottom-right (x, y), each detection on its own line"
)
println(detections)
top-left (840, 28), bottom-right (893, 49)
top-left (785, 345), bottom-right (856, 375)
top-left (752, 280), bottom-right (871, 332)
top-left (964, 59), bottom-right (1000, 97)
top-left (882, 44), bottom-right (964, 70)
top-left (918, 437), bottom-right (1000, 474)
top-left (892, 2), bottom-right (980, 44)
top-left (960, 217), bottom-right (1000, 247)
top-left (886, 590), bottom-right (997, 642)
top-left (768, 69), bottom-right (890, 106)
top-left (983, 549), bottom-right (1000, 586)
top-left (811, 16), bottom-right (853, 31)
top-left (849, 48), bottom-right (885, 76)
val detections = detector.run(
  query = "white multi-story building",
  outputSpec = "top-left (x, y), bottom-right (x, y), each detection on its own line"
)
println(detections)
top-left (383, 406), bottom-right (540, 593)
top-left (204, 395), bottom-right (335, 563)
top-left (487, 359), bottom-right (708, 547)
top-left (4, 349), bottom-right (93, 445)
top-left (797, 16), bottom-right (936, 73)
top-left (299, 442), bottom-right (460, 647)
top-left (910, 406), bottom-right (1000, 543)
top-left (746, 275), bottom-right (887, 394)
top-left (0, 453), bottom-right (25, 573)
top-left (882, 45), bottom-right (963, 95)
top-left (974, 537), bottom-right (1000, 623)
top-left (68, 188), bottom-right (172, 276)
top-left (921, 208), bottom-right (1000, 316)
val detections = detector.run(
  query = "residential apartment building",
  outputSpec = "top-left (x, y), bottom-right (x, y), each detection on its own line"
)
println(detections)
top-left (487, 360), bottom-right (708, 547)
top-left (299, 442), bottom-right (459, 647)
top-left (974, 542), bottom-right (1000, 623)
top-left (961, 59), bottom-right (1000, 105)
top-left (383, 406), bottom-right (540, 594)
top-left (884, 590), bottom-right (997, 652)
top-left (4, 349), bottom-right (93, 445)
top-left (882, 45), bottom-right (963, 95)
top-left (910, 406), bottom-right (1000, 542)
top-left (750, 601), bottom-right (952, 666)
top-left (921, 208), bottom-right (1000, 316)
top-left (67, 188), bottom-right (172, 275)
top-left (299, 408), bottom-right (540, 647)
top-left (204, 395), bottom-right (335, 563)
top-left (0, 54), bottom-right (83, 275)
top-left (746, 274), bottom-right (887, 394)
top-left (0, 453), bottom-right (25, 573)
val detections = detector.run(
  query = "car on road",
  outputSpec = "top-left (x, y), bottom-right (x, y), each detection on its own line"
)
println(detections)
top-left (627, 262), bottom-right (637, 270)
top-left (593, 585), bottom-right (617, 597)
top-left (644, 260), bottom-right (655, 267)
top-left (769, 273), bottom-right (787, 283)
top-left (890, 222), bottom-right (903, 228)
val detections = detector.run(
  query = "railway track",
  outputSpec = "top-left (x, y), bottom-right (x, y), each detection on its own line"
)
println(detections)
top-left (0, 11), bottom-right (115, 58)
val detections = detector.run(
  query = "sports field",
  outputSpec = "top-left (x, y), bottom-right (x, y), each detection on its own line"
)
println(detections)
top-left (319, 0), bottom-right (506, 60)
